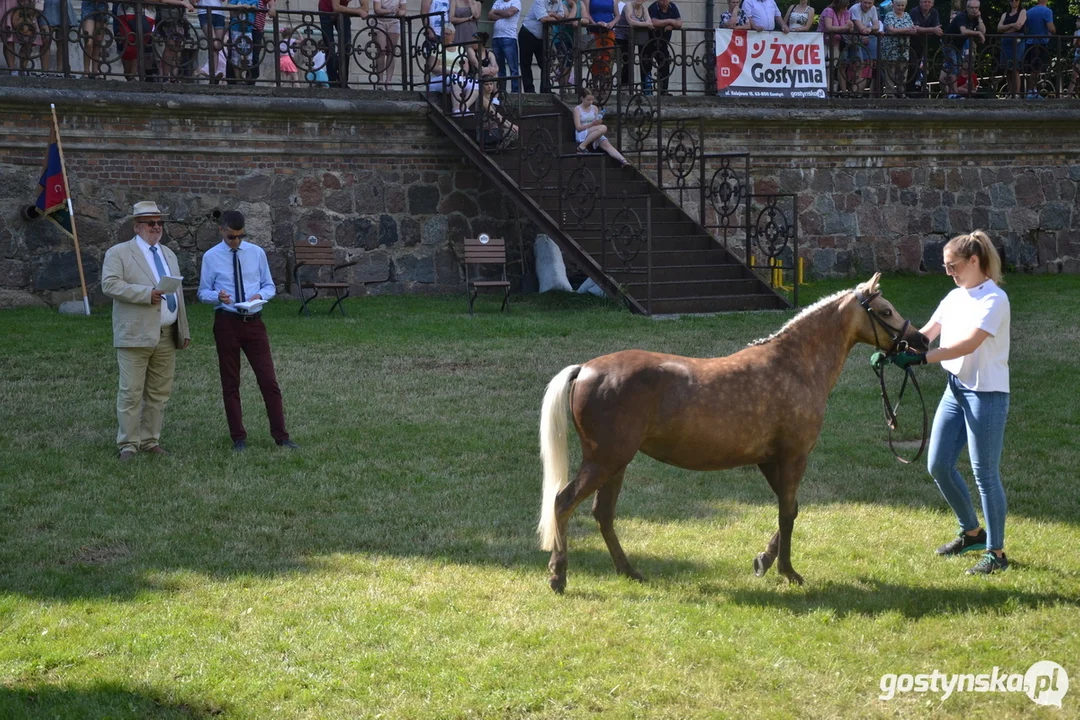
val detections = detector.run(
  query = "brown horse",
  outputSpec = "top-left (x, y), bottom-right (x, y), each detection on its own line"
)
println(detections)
top-left (537, 273), bottom-right (929, 593)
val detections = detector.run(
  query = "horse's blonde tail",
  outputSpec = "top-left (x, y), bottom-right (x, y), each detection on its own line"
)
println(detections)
top-left (538, 364), bottom-right (579, 552)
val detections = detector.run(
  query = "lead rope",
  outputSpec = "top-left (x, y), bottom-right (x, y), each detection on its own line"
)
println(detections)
top-left (859, 294), bottom-right (929, 465)
top-left (873, 361), bottom-right (928, 464)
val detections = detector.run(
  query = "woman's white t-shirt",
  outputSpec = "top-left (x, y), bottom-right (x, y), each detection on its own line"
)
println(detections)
top-left (929, 279), bottom-right (1010, 392)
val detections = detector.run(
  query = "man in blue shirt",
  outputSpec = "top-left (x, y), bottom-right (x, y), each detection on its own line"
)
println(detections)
top-left (647, 0), bottom-right (682, 93)
top-left (1023, 0), bottom-right (1056, 98)
top-left (197, 210), bottom-right (298, 452)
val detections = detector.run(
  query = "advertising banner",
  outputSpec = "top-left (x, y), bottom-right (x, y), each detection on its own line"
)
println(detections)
top-left (715, 30), bottom-right (828, 98)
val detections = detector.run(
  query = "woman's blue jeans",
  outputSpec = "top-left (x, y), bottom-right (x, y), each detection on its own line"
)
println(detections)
top-left (927, 374), bottom-right (1010, 551)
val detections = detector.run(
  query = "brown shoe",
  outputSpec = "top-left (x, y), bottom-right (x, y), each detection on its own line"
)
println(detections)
top-left (145, 445), bottom-right (170, 456)
top-left (118, 449), bottom-right (136, 462)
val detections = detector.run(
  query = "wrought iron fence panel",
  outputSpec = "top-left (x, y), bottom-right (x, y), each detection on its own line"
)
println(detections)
top-left (700, 152), bottom-right (750, 249)
top-left (517, 113), bottom-right (562, 190)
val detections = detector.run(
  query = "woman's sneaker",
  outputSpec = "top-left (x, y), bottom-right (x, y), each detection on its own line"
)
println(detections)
top-left (935, 528), bottom-right (987, 556)
top-left (966, 552), bottom-right (1009, 575)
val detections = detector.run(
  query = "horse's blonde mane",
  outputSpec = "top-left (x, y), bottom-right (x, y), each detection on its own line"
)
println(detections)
top-left (748, 288), bottom-right (853, 347)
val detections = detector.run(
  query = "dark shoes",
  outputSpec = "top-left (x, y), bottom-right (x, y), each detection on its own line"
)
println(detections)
top-left (118, 449), bottom-right (136, 462)
top-left (935, 528), bottom-right (987, 556)
top-left (967, 551), bottom-right (1009, 575)
top-left (232, 439), bottom-right (297, 451)
top-left (145, 445), bottom-right (169, 456)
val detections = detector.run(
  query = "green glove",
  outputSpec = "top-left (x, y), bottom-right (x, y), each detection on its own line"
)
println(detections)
top-left (870, 351), bottom-right (888, 370)
top-left (890, 352), bottom-right (927, 369)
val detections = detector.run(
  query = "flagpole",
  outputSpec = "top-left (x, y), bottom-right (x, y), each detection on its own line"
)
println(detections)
top-left (50, 103), bottom-right (90, 316)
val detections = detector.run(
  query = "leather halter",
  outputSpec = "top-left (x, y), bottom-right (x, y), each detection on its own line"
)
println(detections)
top-left (854, 288), bottom-right (928, 464)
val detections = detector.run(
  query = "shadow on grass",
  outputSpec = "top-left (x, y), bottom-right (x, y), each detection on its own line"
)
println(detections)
top-left (0, 683), bottom-right (225, 719)
top-left (717, 578), bottom-right (1080, 619)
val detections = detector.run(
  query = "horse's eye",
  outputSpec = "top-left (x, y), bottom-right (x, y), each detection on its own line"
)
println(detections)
top-left (881, 309), bottom-right (893, 317)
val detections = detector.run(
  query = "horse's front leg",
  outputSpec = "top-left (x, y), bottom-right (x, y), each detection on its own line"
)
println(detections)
top-left (774, 495), bottom-right (803, 585)
top-left (755, 457), bottom-right (807, 585)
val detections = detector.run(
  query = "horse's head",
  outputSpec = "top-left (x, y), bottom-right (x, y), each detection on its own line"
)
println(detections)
top-left (851, 273), bottom-right (929, 354)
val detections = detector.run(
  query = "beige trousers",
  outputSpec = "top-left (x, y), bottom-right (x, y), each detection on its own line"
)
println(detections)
top-left (116, 325), bottom-right (177, 453)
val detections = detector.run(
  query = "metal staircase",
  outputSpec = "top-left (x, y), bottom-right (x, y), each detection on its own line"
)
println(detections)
top-left (425, 81), bottom-right (797, 314)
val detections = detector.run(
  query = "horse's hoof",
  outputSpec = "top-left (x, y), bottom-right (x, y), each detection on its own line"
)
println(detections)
top-left (624, 570), bottom-right (646, 583)
top-left (783, 571), bottom-right (805, 586)
top-left (549, 576), bottom-right (566, 594)
top-left (753, 552), bottom-right (774, 577)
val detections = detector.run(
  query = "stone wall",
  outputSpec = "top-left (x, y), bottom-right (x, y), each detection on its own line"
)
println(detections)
top-left (683, 104), bottom-right (1080, 278)
top-left (0, 85), bottom-right (526, 308)
top-left (2, 85), bottom-right (1080, 307)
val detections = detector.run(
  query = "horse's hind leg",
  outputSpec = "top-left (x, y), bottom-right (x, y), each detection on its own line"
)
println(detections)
top-left (592, 469), bottom-right (644, 582)
top-left (548, 462), bottom-right (611, 594)
top-left (753, 530), bottom-right (780, 578)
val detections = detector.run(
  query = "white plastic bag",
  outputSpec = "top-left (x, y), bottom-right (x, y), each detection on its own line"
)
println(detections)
top-left (534, 235), bottom-right (572, 293)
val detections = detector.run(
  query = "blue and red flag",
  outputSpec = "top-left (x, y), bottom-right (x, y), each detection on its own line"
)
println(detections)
top-left (36, 125), bottom-right (73, 237)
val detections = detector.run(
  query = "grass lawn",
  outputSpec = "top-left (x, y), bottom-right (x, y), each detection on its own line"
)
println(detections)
top-left (1, 274), bottom-right (1078, 719)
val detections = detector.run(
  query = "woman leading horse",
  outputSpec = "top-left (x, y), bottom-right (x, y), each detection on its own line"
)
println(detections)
top-left (537, 273), bottom-right (928, 593)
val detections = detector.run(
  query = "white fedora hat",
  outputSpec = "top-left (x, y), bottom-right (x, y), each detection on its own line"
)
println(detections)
top-left (131, 200), bottom-right (168, 219)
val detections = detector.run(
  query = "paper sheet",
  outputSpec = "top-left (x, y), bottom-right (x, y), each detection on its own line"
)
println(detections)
top-left (155, 275), bottom-right (183, 294)
top-left (234, 299), bottom-right (268, 312)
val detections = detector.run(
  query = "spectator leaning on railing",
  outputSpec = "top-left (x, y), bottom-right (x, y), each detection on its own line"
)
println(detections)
top-left (320, 0), bottom-right (370, 84)
top-left (518, 0), bottom-right (566, 93)
top-left (1023, 0), bottom-right (1055, 98)
top-left (905, 0), bottom-right (940, 93)
top-left (820, 0), bottom-right (853, 92)
top-left (646, 0), bottom-right (682, 93)
top-left (720, 0), bottom-right (750, 29)
top-left (881, 0), bottom-right (915, 96)
top-left (743, 0), bottom-right (788, 32)
top-left (850, 0), bottom-right (881, 93)
top-left (488, 0), bottom-right (521, 92)
top-left (996, 0), bottom-right (1025, 97)
top-left (783, 0), bottom-right (815, 32)
top-left (940, 0), bottom-right (984, 98)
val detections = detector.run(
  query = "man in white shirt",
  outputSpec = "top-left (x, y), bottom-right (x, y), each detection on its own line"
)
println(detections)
top-left (744, 0), bottom-right (788, 32)
top-left (489, 0), bottom-right (522, 92)
top-left (519, 0), bottom-right (565, 92)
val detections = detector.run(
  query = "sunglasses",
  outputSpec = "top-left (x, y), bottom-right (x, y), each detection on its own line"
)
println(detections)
top-left (139, 220), bottom-right (165, 227)
top-left (225, 233), bottom-right (248, 240)
top-left (944, 260), bottom-right (965, 273)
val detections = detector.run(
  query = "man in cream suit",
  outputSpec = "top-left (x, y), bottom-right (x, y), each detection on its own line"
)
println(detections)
top-left (101, 201), bottom-right (191, 461)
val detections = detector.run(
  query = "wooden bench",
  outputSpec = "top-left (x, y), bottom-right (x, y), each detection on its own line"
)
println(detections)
top-left (464, 236), bottom-right (512, 315)
top-left (292, 237), bottom-right (357, 317)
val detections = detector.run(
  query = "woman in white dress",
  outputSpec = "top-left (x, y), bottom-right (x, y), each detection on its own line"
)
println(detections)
top-left (572, 87), bottom-right (628, 166)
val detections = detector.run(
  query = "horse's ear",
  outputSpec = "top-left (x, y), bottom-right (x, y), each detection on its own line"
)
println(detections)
top-left (866, 272), bottom-right (881, 293)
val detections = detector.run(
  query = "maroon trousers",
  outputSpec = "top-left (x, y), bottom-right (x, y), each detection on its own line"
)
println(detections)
top-left (213, 311), bottom-right (289, 443)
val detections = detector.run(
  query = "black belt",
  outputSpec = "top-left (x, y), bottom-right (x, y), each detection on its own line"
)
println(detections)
top-left (217, 309), bottom-right (262, 322)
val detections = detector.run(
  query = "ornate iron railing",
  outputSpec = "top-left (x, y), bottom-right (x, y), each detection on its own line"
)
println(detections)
top-left (535, 23), bottom-right (1080, 100)
top-left (0, 1), bottom-right (446, 89)
top-left (4, 3), bottom-right (1076, 101)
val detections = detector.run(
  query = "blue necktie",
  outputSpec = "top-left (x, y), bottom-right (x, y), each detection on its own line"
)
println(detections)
top-left (231, 248), bottom-right (246, 304)
top-left (149, 245), bottom-right (177, 312)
